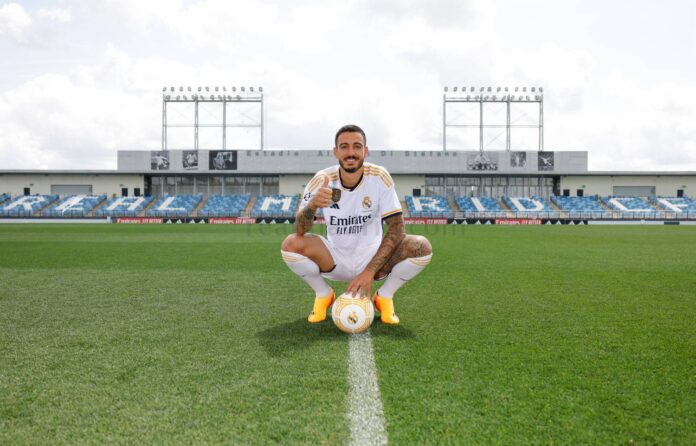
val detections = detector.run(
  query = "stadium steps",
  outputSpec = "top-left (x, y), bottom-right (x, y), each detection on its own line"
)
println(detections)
top-left (241, 196), bottom-right (257, 217)
top-left (192, 197), bottom-right (207, 217)
top-left (139, 198), bottom-right (159, 217)
top-left (88, 196), bottom-right (109, 216)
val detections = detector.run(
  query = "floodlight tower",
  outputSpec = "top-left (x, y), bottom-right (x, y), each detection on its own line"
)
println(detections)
top-left (161, 85), bottom-right (265, 150)
top-left (443, 86), bottom-right (544, 152)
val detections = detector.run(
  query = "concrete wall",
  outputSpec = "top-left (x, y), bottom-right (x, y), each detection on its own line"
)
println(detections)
top-left (119, 149), bottom-right (589, 175)
top-left (0, 174), bottom-right (144, 197)
top-left (560, 175), bottom-right (694, 197)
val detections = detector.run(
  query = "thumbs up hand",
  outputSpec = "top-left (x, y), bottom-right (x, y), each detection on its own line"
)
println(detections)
top-left (309, 176), bottom-right (333, 211)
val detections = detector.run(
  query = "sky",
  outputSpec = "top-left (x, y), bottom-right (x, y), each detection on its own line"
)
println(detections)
top-left (0, 0), bottom-right (695, 171)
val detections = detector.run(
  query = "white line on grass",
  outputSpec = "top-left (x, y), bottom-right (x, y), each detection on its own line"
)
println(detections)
top-left (348, 331), bottom-right (388, 446)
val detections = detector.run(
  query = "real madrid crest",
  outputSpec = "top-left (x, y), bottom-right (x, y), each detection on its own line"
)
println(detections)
top-left (362, 196), bottom-right (372, 209)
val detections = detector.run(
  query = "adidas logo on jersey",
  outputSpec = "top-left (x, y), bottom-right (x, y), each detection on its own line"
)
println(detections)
top-left (330, 203), bottom-right (340, 209)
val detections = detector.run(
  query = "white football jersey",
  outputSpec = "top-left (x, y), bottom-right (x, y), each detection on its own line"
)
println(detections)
top-left (300, 162), bottom-right (402, 251)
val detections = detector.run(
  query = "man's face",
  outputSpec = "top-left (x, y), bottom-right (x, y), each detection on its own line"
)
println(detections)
top-left (334, 132), bottom-right (368, 173)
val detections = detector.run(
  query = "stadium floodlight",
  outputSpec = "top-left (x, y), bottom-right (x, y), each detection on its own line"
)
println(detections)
top-left (197, 87), bottom-right (202, 92)
top-left (504, 87), bottom-right (509, 92)
top-left (241, 87), bottom-right (246, 92)
top-left (522, 87), bottom-right (527, 92)
top-left (496, 87), bottom-right (501, 92)
top-left (222, 86), bottom-right (226, 92)
top-left (453, 86), bottom-right (458, 92)
top-left (205, 86), bottom-right (209, 92)
top-left (444, 86), bottom-right (448, 92)
top-left (259, 86), bottom-right (263, 92)
top-left (232, 86), bottom-right (237, 92)
top-left (514, 87), bottom-right (519, 92)
top-left (250, 87), bottom-right (255, 92)
top-left (214, 86), bottom-right (219, 92)
top-left (187, 86), bottom-right (192, 92)
top-left (461, 86), bottom-right (466, 92)
top-left (531, 87), bottom-right (536, 92)
top-left (539, 87), bottom-right (544, 93)
top-left (487, 86), bottom-right (492, 92)
top-left (162, 87), bottom-right (166, 92)
top-left (470, 87), bottom-right (475, 92)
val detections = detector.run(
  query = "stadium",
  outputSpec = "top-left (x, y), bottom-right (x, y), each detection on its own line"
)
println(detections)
top-left (1, 87), bottom-right (695, 224)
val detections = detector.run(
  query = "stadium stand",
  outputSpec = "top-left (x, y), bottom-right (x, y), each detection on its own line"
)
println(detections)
top-left (251, 194), bottom-right (299, 218)
top-left (198, 195), bottom-right (250, 217)
top-left (602, 196), bottom-right (657, 213)
top-left (455, 196), bottom-right (503, 213)
top-left (502, 196), bottom-right (553, 212)
top-left (0, 193), bottom-right (9, 205)
top-left (0, 194), bottom-right (59, 216)
top-left (651, 196), bottom-right (696, 213)
top-left (551, 195), bottom-right (605, 212)
top-left (95, 196), bottom-right (154, 217)
top-left (44, 195), bottom-right (106, 217)
top-left (405, 196), bottom-right (453, 217)
top-left (146, 195), bottom-right (202, 217)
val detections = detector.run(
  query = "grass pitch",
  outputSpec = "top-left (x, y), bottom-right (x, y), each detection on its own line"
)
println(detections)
top-left (1, 224), bottom-right (695, 445)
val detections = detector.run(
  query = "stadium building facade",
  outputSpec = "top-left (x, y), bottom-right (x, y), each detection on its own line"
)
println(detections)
top-left (1, 149), bottom-right (693, 199)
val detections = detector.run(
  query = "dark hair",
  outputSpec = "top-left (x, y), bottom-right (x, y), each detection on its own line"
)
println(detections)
top-left (334, 124), bottom-right (366, 146)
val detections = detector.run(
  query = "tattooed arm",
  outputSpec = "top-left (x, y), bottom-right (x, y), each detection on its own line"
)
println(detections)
top-left (345, 213), bottom-right (405, 296)
top-left (295, 205), bottom-right (316, 236)
top-left (296, 176), bottom-right (332, 236)
top-left (365, 213), bottom-right (406, 274)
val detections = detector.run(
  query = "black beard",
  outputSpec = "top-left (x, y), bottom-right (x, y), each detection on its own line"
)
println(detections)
top-left (340, 158), bottom-right (363, 173)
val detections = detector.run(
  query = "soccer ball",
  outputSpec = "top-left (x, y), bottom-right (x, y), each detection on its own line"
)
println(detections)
top-left (331, 293), bottom-right (374, 334)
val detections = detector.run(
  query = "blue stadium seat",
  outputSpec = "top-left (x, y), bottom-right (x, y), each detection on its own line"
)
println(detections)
top-left (454, 196), bottom-right (503, 213)
top-left (146, 195), bottom-right (202, 217)
top-left (199, 195), bottom-right (250, 217)
top-left (0, 193), bottom-right (9, 205)
top-left (551, 195), bottom-right (605, 212)
top-left (44, 195), bottom-right (106, 217)
top-left (405, 196), bottom-right (452, 218)
top-left (502, 196), bottom-right (553, 212)
top-left (95, 196), bottom-right (155, 217)
top-left (601, 196), bottom-right (657, 213)
top-left (652, 196), bottom-right (696, 213)
top-left (0, 194), bottom-right (59, 216)
top-left (251, 195), bottom-right (299, 218)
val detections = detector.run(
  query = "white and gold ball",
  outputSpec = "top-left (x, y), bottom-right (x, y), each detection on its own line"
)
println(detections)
top-left (331, 293), bottom-right (374, 334)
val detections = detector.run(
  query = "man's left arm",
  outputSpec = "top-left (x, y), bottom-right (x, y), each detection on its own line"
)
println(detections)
top-left (345, 213), bottom-right (405, 297)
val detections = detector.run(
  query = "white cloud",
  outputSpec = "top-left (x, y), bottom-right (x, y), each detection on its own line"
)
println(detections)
top-left (0, 3), bottom-right (32, 43)
top-left (37, 8), bottom-right (71, 23)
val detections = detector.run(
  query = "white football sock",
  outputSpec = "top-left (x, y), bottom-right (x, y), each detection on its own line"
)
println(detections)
top-left (281, 250), bottom-right (332, 298)
top-left (377, 254), bottom-right (432, 298)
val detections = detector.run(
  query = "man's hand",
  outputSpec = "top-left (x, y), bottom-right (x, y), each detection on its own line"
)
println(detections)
top-left (309, 176), bottom-right (332, 211)
top-left (345, 269), bottom-right (375, 298)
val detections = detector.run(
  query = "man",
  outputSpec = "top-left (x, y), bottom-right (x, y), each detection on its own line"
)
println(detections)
top-left (280, 124), bottom-right (433, 325)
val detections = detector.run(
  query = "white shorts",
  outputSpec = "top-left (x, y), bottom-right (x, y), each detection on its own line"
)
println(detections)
top-left (316, 235), bottom-right (381, 282)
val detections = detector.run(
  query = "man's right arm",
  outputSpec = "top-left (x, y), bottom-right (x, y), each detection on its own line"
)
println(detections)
top-left (296, 176), bottom-right (332, 236)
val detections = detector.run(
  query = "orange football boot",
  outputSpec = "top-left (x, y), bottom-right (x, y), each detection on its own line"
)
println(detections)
top-left (373, 292), bottom-right (400, 325)
top-left (308, 289), bottom-right (335, 323)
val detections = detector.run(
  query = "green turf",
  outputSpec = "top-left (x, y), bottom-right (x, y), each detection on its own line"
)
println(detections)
top-left (1, 224), bottom-right (695, 445)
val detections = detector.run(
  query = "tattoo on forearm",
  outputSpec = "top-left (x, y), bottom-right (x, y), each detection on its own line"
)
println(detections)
top-left (295, 205), bottom-right (315, 235)
top-left (365, 214), bottom-right (405, 274)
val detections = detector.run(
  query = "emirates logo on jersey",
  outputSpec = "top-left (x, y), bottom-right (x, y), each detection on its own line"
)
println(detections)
top-left (362, 196), bottom-right (372, 209)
